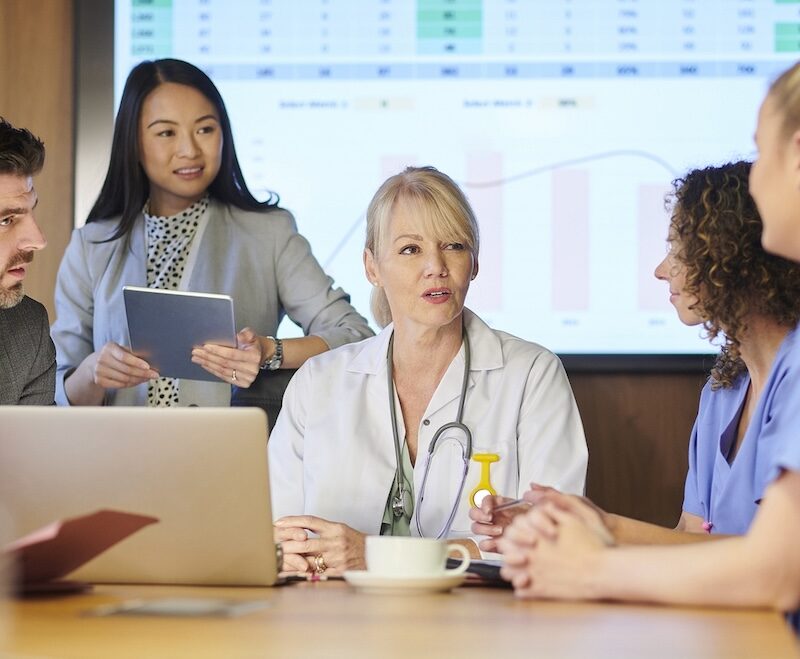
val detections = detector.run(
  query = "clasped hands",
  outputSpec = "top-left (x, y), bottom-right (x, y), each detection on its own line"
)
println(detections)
top-left (469, 484), bottom-right (616, 599)
top-left (271, 487), bottom-right (616, 585)
top-left (91, 327), bottom-right (264, 389)
top-left (274, 516), bottom-right (366, 575)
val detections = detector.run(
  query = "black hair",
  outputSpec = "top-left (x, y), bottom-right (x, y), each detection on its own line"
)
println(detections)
top-left (0, 117), bottom-right (45, 176)
top-left (87, 59), bottom-right (278, 240)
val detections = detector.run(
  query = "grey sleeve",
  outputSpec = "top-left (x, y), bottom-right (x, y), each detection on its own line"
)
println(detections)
top-left (18, 304), bottom-right (56, 405)
top-left (51, 228), bottom-right (96, 406)
top-left (273, 213), bottom-right (373, 349)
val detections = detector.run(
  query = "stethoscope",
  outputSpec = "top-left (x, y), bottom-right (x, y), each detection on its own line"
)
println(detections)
top-left (386, 328), bottom-right (473, 539)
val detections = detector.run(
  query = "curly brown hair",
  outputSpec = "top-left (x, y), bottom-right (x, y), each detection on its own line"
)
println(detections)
top-left (669, 161), bottom-right (800, 388)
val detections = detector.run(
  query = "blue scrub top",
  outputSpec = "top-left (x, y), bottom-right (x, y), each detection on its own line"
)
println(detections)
top-left (683, 325), bottom-right (800, 633)
top-left (683, 372), bottom-right (753, 534)
top-left (754, 325), bottom-right (800, 634)
top-left (683, 325), bottom-right (800, 534)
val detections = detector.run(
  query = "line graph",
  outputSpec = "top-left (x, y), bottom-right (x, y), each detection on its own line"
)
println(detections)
top-left (323, 149), bottom-right (679, 272)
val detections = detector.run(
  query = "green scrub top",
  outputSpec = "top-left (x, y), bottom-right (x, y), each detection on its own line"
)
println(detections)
top-left (380, 441), bottom-right (414, 536)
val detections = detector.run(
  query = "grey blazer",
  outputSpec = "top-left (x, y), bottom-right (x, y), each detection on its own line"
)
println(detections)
top-left (0, 295), bottom-right (56, 405)
top-left (52, 199), bottom-right (373, 406)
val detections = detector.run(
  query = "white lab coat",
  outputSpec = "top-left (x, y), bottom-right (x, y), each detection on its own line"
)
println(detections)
top-left (268, 309), bottom-right (587, 543)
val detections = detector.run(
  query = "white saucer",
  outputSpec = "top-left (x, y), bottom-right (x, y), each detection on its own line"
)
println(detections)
top-left (343, 570), bottom-right (466, 594)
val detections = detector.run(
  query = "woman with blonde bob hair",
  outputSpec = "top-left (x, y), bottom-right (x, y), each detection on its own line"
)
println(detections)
top-left (365, 166), bottom-right (480, 328)
top-left (268, 166), bottom-right (588, 575)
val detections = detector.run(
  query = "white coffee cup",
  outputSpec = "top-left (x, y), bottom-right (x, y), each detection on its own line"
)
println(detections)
top-left (365, 536), bottom-right (470, 577)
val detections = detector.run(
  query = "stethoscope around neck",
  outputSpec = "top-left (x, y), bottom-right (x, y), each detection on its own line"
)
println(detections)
top-left (386, 327), bottom-right (473, 539)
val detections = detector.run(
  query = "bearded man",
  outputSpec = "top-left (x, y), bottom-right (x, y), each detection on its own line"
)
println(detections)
top-left (0, 117), bottom-right (55, 405)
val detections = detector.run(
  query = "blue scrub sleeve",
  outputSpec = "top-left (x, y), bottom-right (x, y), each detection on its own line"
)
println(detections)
top-left (755, 368), bottom-right (800, 498)
top-left (682, 416), bottom-right (705, 518)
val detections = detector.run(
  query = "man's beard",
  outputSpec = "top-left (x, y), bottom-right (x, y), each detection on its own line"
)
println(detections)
top-left (0, 251), bottom-right (33, 309)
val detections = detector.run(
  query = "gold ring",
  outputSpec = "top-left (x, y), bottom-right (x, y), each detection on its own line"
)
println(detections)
top-left (314, 554), bottom-right (327, 574)
top-left (231, 369), bottom-right (237, 382)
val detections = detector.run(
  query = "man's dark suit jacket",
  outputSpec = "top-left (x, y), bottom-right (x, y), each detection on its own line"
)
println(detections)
top-left (0, 295), bottom-right (56, 405)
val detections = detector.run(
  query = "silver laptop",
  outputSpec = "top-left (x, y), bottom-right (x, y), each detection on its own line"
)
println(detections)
top-left (0, 407), bottom-right (279, 586)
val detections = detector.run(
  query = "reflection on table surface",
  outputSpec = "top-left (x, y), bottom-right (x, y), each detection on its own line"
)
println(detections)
top-left (5, 580), bottom-right (799, 659)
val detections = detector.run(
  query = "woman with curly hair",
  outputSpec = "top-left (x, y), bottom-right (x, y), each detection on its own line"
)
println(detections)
top-left (653, 161), bottom-right (800, 537)
top-left (460, 159), bottom-right (800, 629)
top-left (489, 156), bottom-right (800, 629)
top-left (473, 161), bottom-right (800, 549)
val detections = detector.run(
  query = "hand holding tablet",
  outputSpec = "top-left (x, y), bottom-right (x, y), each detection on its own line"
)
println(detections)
top-left (191, 327), bottom-right (263, 387)
top-left (92, 340), bottom-right (161, 390)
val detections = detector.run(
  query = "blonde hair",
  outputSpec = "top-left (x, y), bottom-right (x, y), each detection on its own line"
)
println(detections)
top-left (769, 61), bottom-right (800, 137)
top-left (365, 166), bottom-right (480, 327)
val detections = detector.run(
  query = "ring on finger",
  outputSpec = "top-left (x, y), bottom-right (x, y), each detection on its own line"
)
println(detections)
top-left (314, 554), bottom-right (327, 574)
top-left (231, 369), bottom-right (237, 382)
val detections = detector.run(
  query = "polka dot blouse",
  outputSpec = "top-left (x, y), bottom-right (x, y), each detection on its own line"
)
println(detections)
top-left (143, 196), bottom-right (209, 406)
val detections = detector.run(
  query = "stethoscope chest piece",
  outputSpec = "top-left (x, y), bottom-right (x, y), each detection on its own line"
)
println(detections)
top-left (392, 487), bottom-right (414, 519)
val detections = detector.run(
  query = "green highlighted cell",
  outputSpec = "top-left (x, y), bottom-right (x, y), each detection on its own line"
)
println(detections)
top-left (417, 0), bottom-right (482, 41)
top-left (776, 38), bottom-right (800, 52)
top-left (418, 0), bottom-right (481, 7)
top-left (776, 22), bottom-right (800, 35)
top-left (418, 22), bottom-right (482, 38)
top-left (418, 10), bottom-right (482, 21)
top-left (417, 0), bottom-right (482, 52)
top-left (131, 0), bottom-right (172, 58)
top-left (132, 43), bottom-right (172, 57)
top-left (132, 23), bottom-right (171, 40)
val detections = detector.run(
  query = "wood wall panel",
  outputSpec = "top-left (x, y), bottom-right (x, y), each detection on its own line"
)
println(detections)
top-left (569, 371), bottom-right (708, 527)
top-left (0, 0), bottom-right (74, 321)
top-left (1, 2), bottom-right (707, 528)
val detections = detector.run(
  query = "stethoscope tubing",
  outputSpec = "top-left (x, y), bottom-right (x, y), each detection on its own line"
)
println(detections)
top-left (415, 425), bottom-right (472, 538)
top-left (387, 323), bottom-right (473, 538)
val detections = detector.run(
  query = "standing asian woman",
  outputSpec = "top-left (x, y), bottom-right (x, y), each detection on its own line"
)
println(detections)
top-left (52, 59), bottom-right (372, 407)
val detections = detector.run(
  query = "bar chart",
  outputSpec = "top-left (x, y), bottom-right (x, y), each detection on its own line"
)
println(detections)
top-left (110, 0), bottom-right (799, 354)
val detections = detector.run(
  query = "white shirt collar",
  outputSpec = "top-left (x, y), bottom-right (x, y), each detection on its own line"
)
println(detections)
top-left (346, 308), bottom-right (503, 375)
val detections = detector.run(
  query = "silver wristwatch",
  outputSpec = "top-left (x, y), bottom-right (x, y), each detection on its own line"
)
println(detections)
top-left (260, 336), bottom-right (283, 371)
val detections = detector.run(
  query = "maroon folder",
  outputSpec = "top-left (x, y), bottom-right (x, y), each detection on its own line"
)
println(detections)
top-left (4, 509), bottom-right (159, 593)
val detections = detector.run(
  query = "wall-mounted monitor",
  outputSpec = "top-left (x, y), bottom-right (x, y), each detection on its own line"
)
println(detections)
top-left (76, 1), bottom-right (798, 370)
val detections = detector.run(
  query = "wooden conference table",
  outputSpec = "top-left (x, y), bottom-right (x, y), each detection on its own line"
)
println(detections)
top-left (5, 580), bottom-right (799, 658)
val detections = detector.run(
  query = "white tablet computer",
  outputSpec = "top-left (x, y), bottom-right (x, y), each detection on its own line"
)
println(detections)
top-left (123, 286), bottom-right (236, 382)
top-left (0, 407), bottom-right (279, 586)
